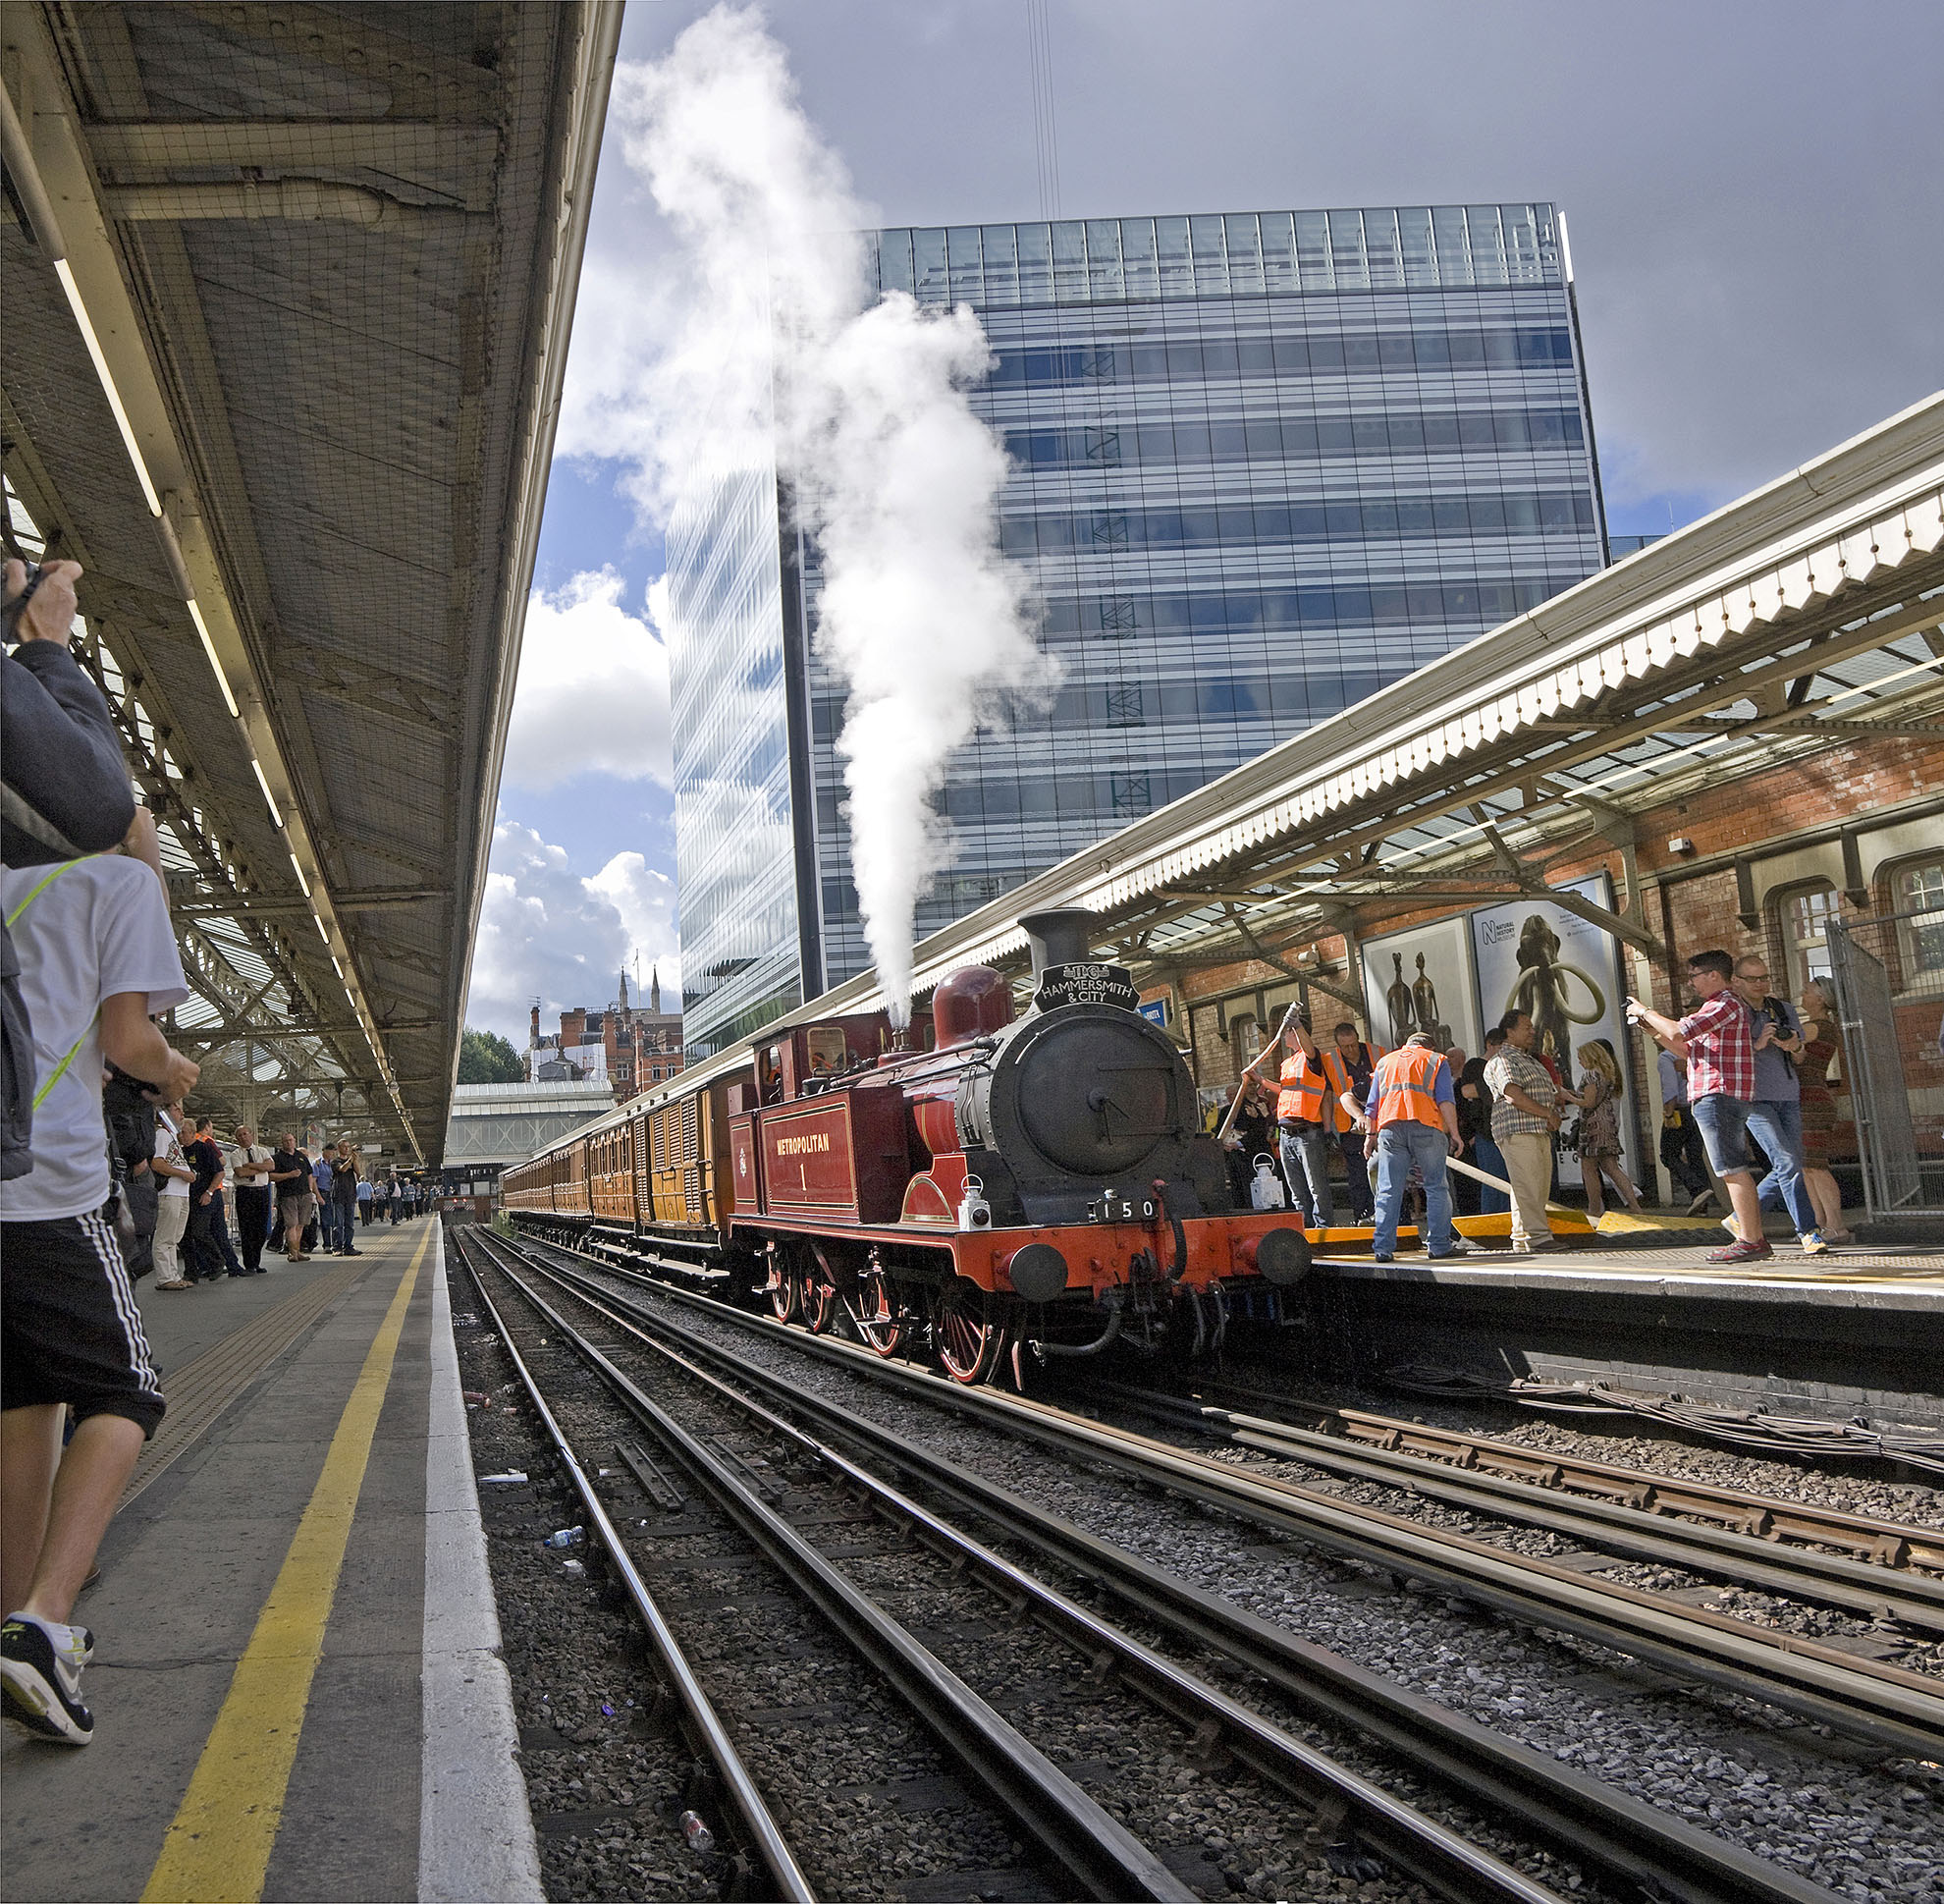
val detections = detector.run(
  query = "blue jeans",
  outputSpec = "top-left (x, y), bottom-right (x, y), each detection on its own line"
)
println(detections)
top-left (1277, 1122), bottom-right (1334, 1228)
top-left (1373, 1121), bottom-right (1455, 1257)
top-left (1471, 1135), bottom-right (1510, 1214)
top-left (1747, 1099), bottom-right (1819, 1236)
top-left (1691, 1093), bottom-right (1753, 1177)
top-left (317, 1197), bottom-right (342, 1250)
top-left (1336, 1128), bottom-right (1374, 1220)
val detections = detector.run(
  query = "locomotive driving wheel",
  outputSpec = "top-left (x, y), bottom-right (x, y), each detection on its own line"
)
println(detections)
top-left (933, 1278), bottom-right (1007, 1385)
top-left (802, 1243), bottom-right (840, 1334)
top-left (843, 1260), bottom-right (904, 1357)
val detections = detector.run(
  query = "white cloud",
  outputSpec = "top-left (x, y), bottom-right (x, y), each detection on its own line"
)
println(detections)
top-left (588, 849), bottom-right (680, 1006)
top-left (464, 820), bottom-right (683, 1046)
top-left (503, 570), bottom-right (672, 792)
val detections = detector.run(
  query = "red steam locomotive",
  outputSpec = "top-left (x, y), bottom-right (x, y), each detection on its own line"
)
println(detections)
top-left (502, 909), bottom-right (1311, 1383)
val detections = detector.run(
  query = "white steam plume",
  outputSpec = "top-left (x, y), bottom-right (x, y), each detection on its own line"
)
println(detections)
top-left (606, 7), bottom-right (1055, 1021)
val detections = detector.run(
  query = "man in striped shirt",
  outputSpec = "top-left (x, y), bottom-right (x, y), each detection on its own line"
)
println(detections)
top-left (1627, 950), bottom-right (1769, 1266)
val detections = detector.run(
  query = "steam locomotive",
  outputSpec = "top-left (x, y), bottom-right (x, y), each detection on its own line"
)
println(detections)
top-left (502, 909), bottom-right (1311, 1383)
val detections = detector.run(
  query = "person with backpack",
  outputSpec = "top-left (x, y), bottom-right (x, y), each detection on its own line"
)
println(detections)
top-left (1, 846), bottom-right (196, 1745)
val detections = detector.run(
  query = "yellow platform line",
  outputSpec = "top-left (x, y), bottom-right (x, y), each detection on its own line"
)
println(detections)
top-left (140, 1233), bottom-right (427, 1904)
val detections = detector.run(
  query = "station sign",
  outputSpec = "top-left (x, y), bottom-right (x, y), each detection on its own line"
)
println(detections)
top-left (1036, 960), bottom-right (1140, 1012)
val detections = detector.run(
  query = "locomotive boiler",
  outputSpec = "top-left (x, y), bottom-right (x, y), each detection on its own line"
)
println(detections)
top-left (504, 908), bottom-right (1311, 1385)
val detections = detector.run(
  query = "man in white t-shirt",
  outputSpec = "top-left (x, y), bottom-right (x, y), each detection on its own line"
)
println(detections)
top-left (149, 1102), bottom-right (194, 1290)
top-left (0, 852), bottom-right (195, 1747)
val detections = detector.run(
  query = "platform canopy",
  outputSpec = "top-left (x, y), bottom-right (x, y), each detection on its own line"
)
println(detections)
top-left (660, 391), bottom-right (1944, 1096)
top-left (2, 2), bottom-right (621, 1162)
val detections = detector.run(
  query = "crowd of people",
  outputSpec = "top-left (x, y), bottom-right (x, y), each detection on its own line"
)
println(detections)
top-left (144, 1125), bottom-right (427, 1290)
top-left (1210, 952), bottom-right (1848, 1268)
top-left (0, 551), bottom-right (429, 1750)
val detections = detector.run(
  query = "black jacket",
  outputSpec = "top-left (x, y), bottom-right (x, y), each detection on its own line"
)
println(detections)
top-left (2, 640), bottom-right (137, 1179)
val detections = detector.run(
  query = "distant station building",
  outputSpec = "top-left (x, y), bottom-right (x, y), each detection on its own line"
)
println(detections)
top-left (440, 1079), bottom-right (619, 1204)
top-left (669, 201), bottom-right (1610, 1057)
top-left (526, 967), bottom-right (683, 1098)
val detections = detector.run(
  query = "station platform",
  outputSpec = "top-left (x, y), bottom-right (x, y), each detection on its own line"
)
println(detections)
top-left (1, 1222), bottom-right (539, 1904)
top-left (1301, 1230), bottom-right (1944, 1430)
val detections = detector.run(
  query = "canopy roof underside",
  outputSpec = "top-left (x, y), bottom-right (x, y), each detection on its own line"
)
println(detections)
top-left (2, 2), bottom-right (621, 1160)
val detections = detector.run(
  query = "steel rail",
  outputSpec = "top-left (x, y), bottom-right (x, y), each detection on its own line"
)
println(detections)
top-left (466, 1230), bottom-right (1197, 1904)
top-left (502, 1235), bottom-right (1849, 1904)
top-left (1135, 1374), bottom-right (1944, 1572)
top-left (452, 1233), bottom-right (814, 1904)
top-left (472, 1230), bottom-right (1580, 1904)
top-left (505, 1231), bottom-right (1944, 1761)
top-left (1077, 1379), bottom-right (1944, 1631)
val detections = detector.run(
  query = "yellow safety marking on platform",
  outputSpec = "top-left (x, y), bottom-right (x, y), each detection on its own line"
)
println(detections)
top-left (140, 1233), bottom-right (427, 1904)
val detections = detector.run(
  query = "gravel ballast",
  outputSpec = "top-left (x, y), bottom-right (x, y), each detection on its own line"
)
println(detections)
top-left (561, 1262), bottom-right (1944, 1904)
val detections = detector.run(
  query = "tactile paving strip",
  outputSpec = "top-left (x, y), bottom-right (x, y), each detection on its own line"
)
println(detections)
top-left (121, 1252), bottom-right (381, 1509)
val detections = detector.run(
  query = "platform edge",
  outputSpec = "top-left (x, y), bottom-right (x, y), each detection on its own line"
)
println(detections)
top-left (419, 1223), bottom-right (545, 1904)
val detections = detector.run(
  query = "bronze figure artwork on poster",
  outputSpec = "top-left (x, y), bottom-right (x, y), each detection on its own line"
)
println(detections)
top-left (1382, 949), bottom-right (1452, 1046)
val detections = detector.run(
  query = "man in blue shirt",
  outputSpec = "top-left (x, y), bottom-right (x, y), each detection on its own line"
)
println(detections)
top-left (1349, 1030), bottom-right (1465, 1263)
top-left (312, 1145), bottom-right (340, 1254)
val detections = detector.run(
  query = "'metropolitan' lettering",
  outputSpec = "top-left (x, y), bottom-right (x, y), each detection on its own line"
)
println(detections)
top-left (776, 1132), bottom-right (833, 1157)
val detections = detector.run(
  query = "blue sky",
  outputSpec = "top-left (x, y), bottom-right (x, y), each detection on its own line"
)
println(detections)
top-left (465, 0), bottom-right (1943, 1047)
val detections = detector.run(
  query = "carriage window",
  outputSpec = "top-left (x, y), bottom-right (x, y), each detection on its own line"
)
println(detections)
top-left (805, 1026), bottom-right (847, 1075)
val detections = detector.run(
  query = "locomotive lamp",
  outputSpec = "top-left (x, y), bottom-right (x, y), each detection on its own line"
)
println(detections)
top-left (956, 1174), bottom-right (992, 1230)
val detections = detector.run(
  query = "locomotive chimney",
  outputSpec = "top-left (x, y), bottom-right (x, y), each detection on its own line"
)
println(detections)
top-left (1018, 907), bottom-right (1098, 982)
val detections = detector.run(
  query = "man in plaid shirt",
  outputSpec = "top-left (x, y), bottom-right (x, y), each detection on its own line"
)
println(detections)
top-left (1628, 950), bottom-right (1771, 1265)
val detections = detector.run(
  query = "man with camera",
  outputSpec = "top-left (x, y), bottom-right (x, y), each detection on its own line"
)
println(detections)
top-left (1627, 952), bottom-right (1782, 1266)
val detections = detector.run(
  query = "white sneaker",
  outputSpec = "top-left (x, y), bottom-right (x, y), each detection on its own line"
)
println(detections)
top-left (1719, 1212), bottom-right (1741, 1242)
top-left (1, 1615), bottom-right (94, 1745)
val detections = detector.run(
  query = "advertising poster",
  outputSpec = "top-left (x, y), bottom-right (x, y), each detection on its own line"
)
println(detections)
top-left (1469, 874), bottom-right (1637, 1184)
top-left (1359, 915), bottom-right (1482, 1061)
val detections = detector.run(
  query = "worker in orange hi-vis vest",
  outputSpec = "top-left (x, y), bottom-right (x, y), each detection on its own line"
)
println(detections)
top-left (1348, 1029), bottom-right (1467, 1264)
top-left (1237, 1003), bottom-right (1332, 1227)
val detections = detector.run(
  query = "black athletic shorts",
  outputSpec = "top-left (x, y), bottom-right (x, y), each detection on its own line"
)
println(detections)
top-left (1, 1210), bottom-right (167, 1436)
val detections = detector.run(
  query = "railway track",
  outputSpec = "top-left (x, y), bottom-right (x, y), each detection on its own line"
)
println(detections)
top-left (1111, 1372), bottom-right (1944, 1560)
top-left (509, 1229), bottom-right (1944, 1763)
top-left (460, 1224), bottom-right (1606, 1904)
top-left (1070, 1376), bottom-right (1944, 1633)
top-left (475, 1224), bottom-right (1879, 1904)
top-left (460, 1228), bottom-right (1188, 1902)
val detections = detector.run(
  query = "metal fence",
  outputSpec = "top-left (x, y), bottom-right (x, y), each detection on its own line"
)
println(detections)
top-left (1826, 907), bottom-right (1944, 1219)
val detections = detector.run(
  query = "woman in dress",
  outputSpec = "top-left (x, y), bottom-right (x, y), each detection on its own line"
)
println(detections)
top-left (1796, 980), bottom-right (1850, 1242)
top-left (1569, 1039), bottom-right (1645, 1221)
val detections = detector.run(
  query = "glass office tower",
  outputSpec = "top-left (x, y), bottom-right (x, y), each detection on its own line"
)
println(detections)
top-left (672, 202), bottom-right (1606, 1056)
